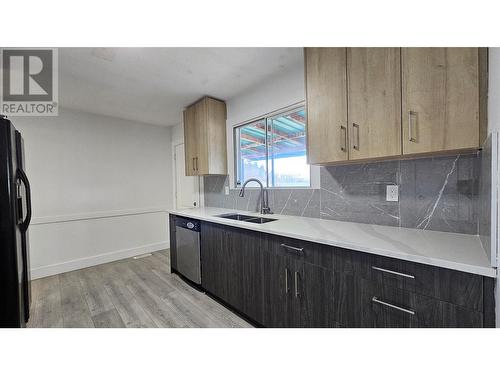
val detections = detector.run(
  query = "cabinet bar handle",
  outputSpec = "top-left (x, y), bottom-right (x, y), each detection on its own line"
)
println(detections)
top-left (372, 297), bottom-right (415, 315)
top-left (284, 268), bottom-right (290, 294)
top-left (408, 111), bottom-right (416, 142)
top-left (371, 266), bottom-right (415, 279)
top-left (340, 125), bottom-right (347, 152)
top-left (294, 271), bottom-right (300, 298)
top-left (192, 157), bottom-right (196, 171)
top-left (353, 123), bottom-right (360, 150)
top-left (195, 157), bottom-right (198, 171)
top-left (280, 243), bottom-right (304, 255)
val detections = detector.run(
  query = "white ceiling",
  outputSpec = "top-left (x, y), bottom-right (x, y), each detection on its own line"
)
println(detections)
top-left (59, 48), bottom-right (303, 127)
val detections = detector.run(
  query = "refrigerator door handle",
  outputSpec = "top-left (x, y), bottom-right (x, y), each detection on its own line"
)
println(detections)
top-left (17, 168), bottom-right (32, 232)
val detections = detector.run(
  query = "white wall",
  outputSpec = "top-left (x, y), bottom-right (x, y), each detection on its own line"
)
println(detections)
top-left (171, 123), bottom-right (184, 145)
top-left (224, 59), bottom-right (319, 188)
top-left (170, 61), bottom-right (307, 194)
top-left (226, 63), bottom-right (305, 127)
top-left (13, 107), bottom-right (173, 278)
top-left (225, 63), bottom-right (305, 187)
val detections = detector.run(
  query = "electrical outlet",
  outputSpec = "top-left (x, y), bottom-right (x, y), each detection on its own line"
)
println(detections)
top-left (386, 185), bottom-right (399, 202)
top-left (225, 186), bottom-right (230, 195)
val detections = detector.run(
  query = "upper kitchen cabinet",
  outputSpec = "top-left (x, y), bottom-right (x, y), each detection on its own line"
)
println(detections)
top-left (401, 48), bottom-right (481, 155)
top-left (183, 96), bottom-right (227, 176)
top-left (305, 48), bottom-right (348, 164)
top-left (347, 48), bottom-right (402, 160)
top-left (305, 47), bottom-right (402, 164)
top-left (183, 102), bottom-right (198, 176)
top-left (305, 47), bottom-right (486, 165)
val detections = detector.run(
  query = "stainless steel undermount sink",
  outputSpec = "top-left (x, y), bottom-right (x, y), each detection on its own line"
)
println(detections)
top-left (243, 217), bottom-right (277, 224)
top-left (216, 213), bottom-right (277, 224)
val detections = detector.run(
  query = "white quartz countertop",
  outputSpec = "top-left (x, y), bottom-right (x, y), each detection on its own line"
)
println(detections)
top-left (169, 207), bottom-right (496, 278)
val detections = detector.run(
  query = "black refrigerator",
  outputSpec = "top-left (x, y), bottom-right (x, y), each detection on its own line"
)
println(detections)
top-left (0, 116), bottom-right (32, 328)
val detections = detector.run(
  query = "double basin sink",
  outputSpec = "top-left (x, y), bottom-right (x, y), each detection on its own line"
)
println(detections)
top-left (216, 213), bottom-right (277, 224)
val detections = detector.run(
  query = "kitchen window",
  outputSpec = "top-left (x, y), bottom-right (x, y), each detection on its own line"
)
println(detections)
top-left (234, 106), bottom-right (310, 188)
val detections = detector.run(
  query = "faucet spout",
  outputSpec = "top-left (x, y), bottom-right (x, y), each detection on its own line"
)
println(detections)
top-left (239, 178), bottom-right (273, 215)
top-left (239, 178), bottom-right (262, 197)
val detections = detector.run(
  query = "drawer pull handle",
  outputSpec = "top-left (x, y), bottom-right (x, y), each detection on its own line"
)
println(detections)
top-left (371, 266), bottom-right (415, 279)
top-left (372, 297), bottom-right (415, 316)
top-left (340, 125), bottom-right (347, 152)
top-left (353, 123), bottom-right (360, 150)
top-left (294, 271), bottom-right (300, 298)
top-left (408, 111), bottom-right (417, 142)
top-left (280, 243), bottom-right (304, 255)
top-left (284, 268), bottom-right (290, 294)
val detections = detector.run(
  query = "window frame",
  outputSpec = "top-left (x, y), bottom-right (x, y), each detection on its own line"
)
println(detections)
top-left (233, 104), bottom-right (310, 189)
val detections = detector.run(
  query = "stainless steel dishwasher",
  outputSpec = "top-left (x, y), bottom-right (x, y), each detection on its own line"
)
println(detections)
top-left (175, 216), bottom-right (201, 285)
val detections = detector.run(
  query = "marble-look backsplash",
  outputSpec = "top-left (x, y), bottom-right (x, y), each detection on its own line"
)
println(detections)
top-left (204, 153), bottom-right (480, 234)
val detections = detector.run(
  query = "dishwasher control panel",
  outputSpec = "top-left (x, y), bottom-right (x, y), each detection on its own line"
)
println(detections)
top-left (175, 216), bottom-right (200, 232)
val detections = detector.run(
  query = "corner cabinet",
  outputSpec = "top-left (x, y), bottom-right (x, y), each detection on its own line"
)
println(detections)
top-left (304, 47), bottom-right (486, 165)
top-left (169, 216), bottom-right (496, 328)
top-left (183, 96), bottom-right (227, 176)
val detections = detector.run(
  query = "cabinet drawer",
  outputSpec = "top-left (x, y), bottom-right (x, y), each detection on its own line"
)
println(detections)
top-left (265, 234), bottom-right (336, 270)
top-left (261, 232), bottom-right (485, 319)
top-left (264, 233), bottom-right (483, 312)
top-left (366, 280), bottom-right (483, 328)
top-left (336, 275), bottom-right (483, 328)
top-left (368, 255), bottom-right (484, 311)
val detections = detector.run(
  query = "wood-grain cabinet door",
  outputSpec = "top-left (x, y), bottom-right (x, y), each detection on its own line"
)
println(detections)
top-left (260, 248), bottom-right (306, 328)
top-left (183, 106), bottom-right (198, 176)
top-left (201, 223), bottom-right (264, 323)
top-left (347, 48), bottom-right (402, 159)
top-left (220, 227), bottom-right (245, 313)
top-left (193, 99), bottom-right (209, 175)
top-left (201, 223), bottom-right (242, 309)
top-left (285, 258), bottom-right (303, 328)
top-left (300, 262), bottom-right (337, 327)
top-left (402, 48), bottom-right (479, 154)
top-left (261, 250), bottom-right (289, 327)
top-left (225, 226), bottom-right (263, 323)
top-left (200, 222), bottom-right (226, 298)
top-left (305, 47), bottom-right (348, 164)
top-left (205, 97), bottom-right (227, 175)
top-left (261, 235), bottom-right (304, 328)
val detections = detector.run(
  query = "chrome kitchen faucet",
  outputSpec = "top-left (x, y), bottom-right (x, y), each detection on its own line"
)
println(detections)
top-left (239, 178), bottom-right (273, 215)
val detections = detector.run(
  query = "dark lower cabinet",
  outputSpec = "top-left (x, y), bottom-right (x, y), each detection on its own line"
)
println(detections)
top-left (261, 250), bottom-right (292, 327)
top-left (301, 262), bottom-right (338, 327)
top-left (233, 227), bottom-right (264, 323)
top-left (353, 277), bottom-right (483, 328)
top-left (201, 222), bottom-right (263, 323)
top-left (261, 252), bottom-right (342, 328)
top-left (369, 254), bottom-right (485, 311)
top-left (183, 216), bottom-right (495, 328)
top-left (169, 214), bottom-right (177, 271)
top-left (200, 221), bottom-right (229, 301)
top-left (262, 234), bottom-right (340, 328)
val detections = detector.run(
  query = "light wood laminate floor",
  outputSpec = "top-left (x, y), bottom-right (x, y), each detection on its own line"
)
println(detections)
top-left (27, 250), bottom-right (252, 328)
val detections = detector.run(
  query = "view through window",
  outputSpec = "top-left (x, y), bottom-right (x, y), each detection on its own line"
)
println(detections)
top-left (235, 106), bottom-right (309, 187)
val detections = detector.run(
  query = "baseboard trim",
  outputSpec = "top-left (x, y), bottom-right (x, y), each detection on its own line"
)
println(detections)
top-left (30, 241), bottom-right (169, 279)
